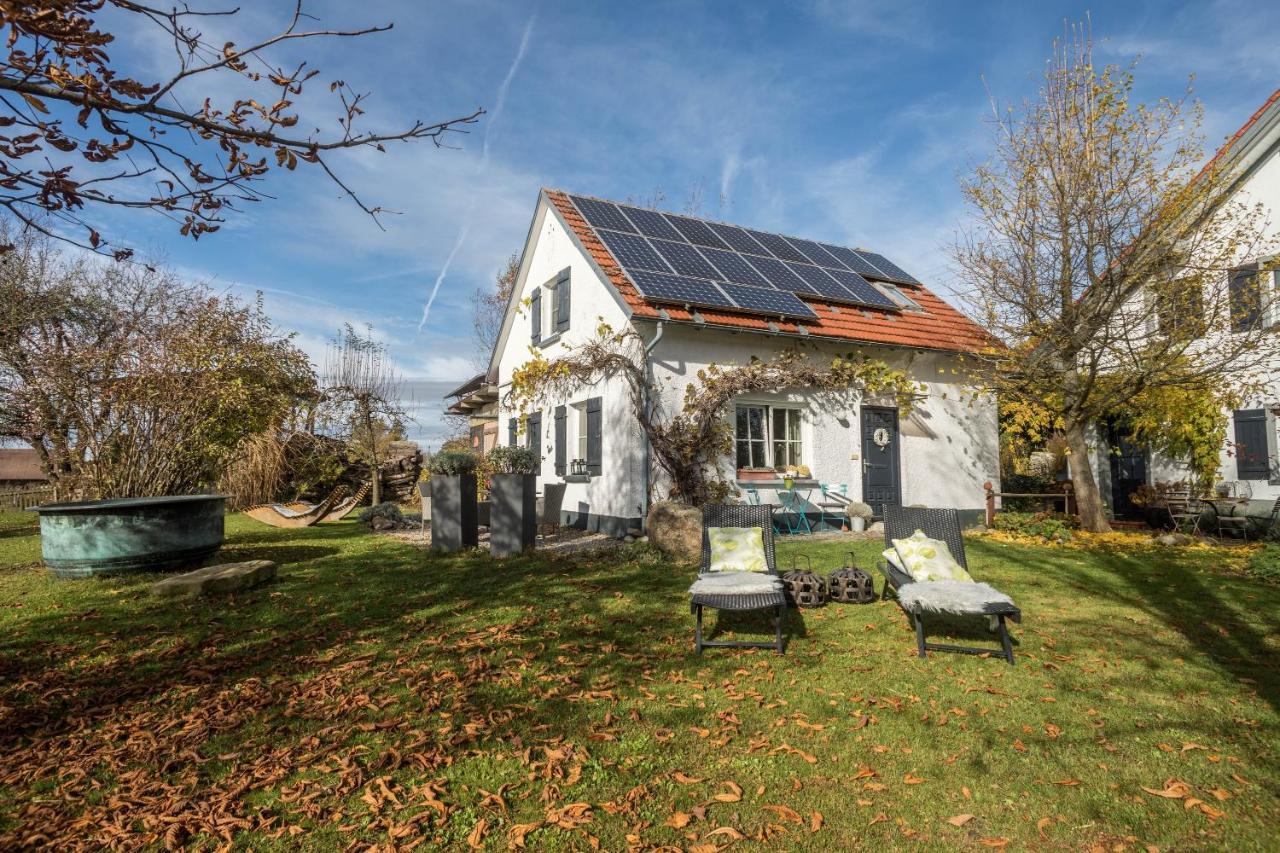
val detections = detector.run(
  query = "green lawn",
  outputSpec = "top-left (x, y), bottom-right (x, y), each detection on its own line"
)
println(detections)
top-left (0, 511), bottom-right (1277, 850)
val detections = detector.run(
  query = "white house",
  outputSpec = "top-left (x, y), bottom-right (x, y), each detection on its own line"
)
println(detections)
top-left (452, 188), bottom-right (999, 535)
top-left (1097, 89), bottom-right (1280, 516)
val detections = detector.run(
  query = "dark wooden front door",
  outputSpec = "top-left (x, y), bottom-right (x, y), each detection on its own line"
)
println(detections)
top-left (861, 406), bottom-right (901, 519)
top-left (1107, 426), bottom-right (1148, 521)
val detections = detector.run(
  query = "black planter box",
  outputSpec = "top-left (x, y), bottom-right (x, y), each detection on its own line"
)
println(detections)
top-left (430, 474), bottom-right (478, 552)
top-left (489, 473), bottom-right (536, 557)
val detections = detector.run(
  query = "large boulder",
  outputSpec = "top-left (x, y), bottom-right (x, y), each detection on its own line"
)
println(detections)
top-left (647, 501), bottom-right (703, 563)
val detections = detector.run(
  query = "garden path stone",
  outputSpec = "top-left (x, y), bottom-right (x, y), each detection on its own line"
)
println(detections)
top-left (150, 559), bottom-right (276, 597)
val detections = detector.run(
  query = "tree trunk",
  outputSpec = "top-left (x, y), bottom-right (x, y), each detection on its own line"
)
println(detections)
top-left (1064, 419), bottom-right (1111, 532)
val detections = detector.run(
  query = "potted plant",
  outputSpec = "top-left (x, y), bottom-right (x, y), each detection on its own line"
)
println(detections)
top-left (486, 446), bottom-right (541, 557)
top-left (428, 450), bottom-right (479, 552)
top-left (845, 501), bottom-right (874, 533)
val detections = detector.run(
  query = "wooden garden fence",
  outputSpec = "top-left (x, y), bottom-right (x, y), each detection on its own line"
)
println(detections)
top-left (983, 481), bottom-right (1074, 527)
top-left (0, 487), bottom-right (57, 511)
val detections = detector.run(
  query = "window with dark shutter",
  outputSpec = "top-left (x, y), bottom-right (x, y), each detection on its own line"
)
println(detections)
top-left (554, 406), bottom-right (567, 475)
top-left (554, 268), bottom-right (571, 333)
top-left (508, 418), bottom-right (518, 447)
top-left (585, 397), bottom-right (602, 475)
top-left (1233, 409), bottom-right (1270, 480)
top-left (1155, 284), bottom-right (1205, 338)
top-left (1229, 265), bottom-right (1262, 333)
top-left (526, 411), bottom-right (542, 456)
top-left (530, 287), bottom-right (542, 343)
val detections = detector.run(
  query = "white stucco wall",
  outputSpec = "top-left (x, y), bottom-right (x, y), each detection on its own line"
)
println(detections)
top-left (493, 199), bottom-right (646, 530)
top-left (647, 325), bottom-right (998, 512)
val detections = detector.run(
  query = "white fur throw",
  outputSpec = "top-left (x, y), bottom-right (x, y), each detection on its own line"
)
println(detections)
top-left (689, 572), bottom-right (782, 597)
top-left (898, 581), bottom-right (1020, 621)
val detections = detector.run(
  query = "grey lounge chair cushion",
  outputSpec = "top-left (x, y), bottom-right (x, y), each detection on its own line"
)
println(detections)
top-left (689, 572), bottom-right (783, 597)
top-left (897, 581), bottom-right (1021, 622)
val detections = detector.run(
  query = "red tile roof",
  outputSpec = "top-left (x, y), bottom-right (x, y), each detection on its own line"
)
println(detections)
top-left (1196, 87), bottom-right (1280, 182)
top-left (545, 190), bottom-right (992, 354)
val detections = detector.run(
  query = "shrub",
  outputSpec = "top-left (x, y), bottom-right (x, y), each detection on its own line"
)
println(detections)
top-left (845, 501), bottom-right (874, 520)
top-left (358, 501), bottom-right (403, 525)
top-left (999, 472), bottom-right (1060, 511)
top-left (1246, 544), bottom-right (1280, 584)
top-left (486, 446), bottom-right (541, 475)
top-left (427, 450), bottom-right (477, 476)
top-left (991, 510), bottom-right (1079, 543)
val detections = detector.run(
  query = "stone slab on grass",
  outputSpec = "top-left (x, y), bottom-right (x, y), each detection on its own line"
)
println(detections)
top-left (151, 559), bottom-right (276, 597)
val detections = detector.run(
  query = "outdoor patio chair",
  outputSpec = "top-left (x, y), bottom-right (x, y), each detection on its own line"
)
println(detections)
top-left (878, 506), bottom-right (1020, 664)
top-left (816, 482), bottom-right (850, 531)
top-left (1218, 495), bottom-right (1280, 541)
top-left (689, 504), bottom-right (788, 655)
top-left (743, 485), bottom-right (788, 534)
top-left (537, 483), bottom-right (567, 540)
top-left (1166, 494), bottom-right (1205, 536)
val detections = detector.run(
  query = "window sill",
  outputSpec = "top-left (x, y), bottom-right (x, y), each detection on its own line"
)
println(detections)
top-left (535, 332), bottom-right (563, 349)
top-left (562, 473), bottom-right (591, 483)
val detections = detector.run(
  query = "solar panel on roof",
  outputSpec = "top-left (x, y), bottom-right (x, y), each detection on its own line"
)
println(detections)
top-left (707, 222), bottom-right (770, 255)
top-left (619, 205), bottom-right (684, 241)
top-left (569, 196), bottom-right (637, 233)
top-left (665, 214), bottom-right (731, 250)
top-left (698, 246), bottom-right (772, 288)
top-left (719, 282), bottom-right (818, 318)
top-left (784, 261), bottom-right (849, 298)
top-left (650, 238), bottom-right (723, 279)
top-left (628, 270), bottom-right (735, 310)
top-left (785, 237), bottom-right (846, 269)
top-left (595, 229), bottom-right (670, 273)
top-left (824, 268), bottom-right (899, 309)
top-left (819, 243), bottom-right (883, 278)
top-left (744, 228), bottom-right (809, 263)
top-left (854, 250), bottom-right (920, 285)
top-left (744, 254), bottom-right (812, 292)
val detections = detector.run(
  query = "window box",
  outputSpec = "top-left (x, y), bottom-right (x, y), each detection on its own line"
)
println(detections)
top-left (738, 468), bottom-right (780, 481)
top-left (562, 474), bottom-right (591, 484)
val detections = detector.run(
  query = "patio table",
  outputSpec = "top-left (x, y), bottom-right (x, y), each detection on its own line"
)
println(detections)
top-left (777, 488), bottom-right (814, 534)
top-left (1203, 497), bottom-right (1250, 538)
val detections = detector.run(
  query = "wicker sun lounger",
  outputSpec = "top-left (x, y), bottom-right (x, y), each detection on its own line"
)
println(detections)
top-left (878, 506), bottom-right (1020, 665)
top-left (689, 504), bottom-right (788, 655)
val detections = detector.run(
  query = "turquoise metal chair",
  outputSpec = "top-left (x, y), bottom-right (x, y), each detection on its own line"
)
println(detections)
top-left (777, 489), bottom-right (813, 534)
top-left (744, 485), bottom-right (788, 534)
top-left (817, 483), bottom-right (849, 531)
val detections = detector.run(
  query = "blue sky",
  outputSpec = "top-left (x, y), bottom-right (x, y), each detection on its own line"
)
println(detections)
top-left (96, 0), bottom-right (1280, 447)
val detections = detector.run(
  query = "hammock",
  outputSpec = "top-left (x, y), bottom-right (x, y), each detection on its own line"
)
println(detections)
top-left (244, 485), bottom-right (347, 529)
top-left (280, 482), bottom-right (370, 522)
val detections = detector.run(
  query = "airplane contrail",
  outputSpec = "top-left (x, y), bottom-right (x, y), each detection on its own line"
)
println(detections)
top-left (419, 221), bottom-right (470, 330)
top-left (419, 15), bottom-right (535, 331)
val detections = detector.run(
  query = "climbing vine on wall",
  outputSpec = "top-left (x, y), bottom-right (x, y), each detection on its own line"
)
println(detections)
top-left (508, 325), bottom-right (921, 507)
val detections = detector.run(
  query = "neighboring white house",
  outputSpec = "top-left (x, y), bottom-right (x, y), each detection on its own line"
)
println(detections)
top-left (450, 188), bottom-right (999, 535)
top-left (1096, 89), bottom-right (1280, 516)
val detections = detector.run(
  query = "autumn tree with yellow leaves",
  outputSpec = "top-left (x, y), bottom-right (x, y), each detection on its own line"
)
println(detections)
top-left (955, 25), bottom-right (1278, 532)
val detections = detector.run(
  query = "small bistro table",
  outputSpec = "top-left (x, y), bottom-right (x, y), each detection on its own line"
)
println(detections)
top-left (1202, 497), bottom-right (1251, 539)
top-left (739, 479), bottom-right (819, 534)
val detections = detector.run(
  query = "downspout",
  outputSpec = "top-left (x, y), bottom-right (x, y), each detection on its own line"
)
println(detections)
top-left (640, 321), bottom-right (665, 530)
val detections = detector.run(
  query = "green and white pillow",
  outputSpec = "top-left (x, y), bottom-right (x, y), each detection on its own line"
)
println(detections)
top-left (890, 529), bottom-right (973, 583)
top-left (707, 526), bottom-right (768, 573)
